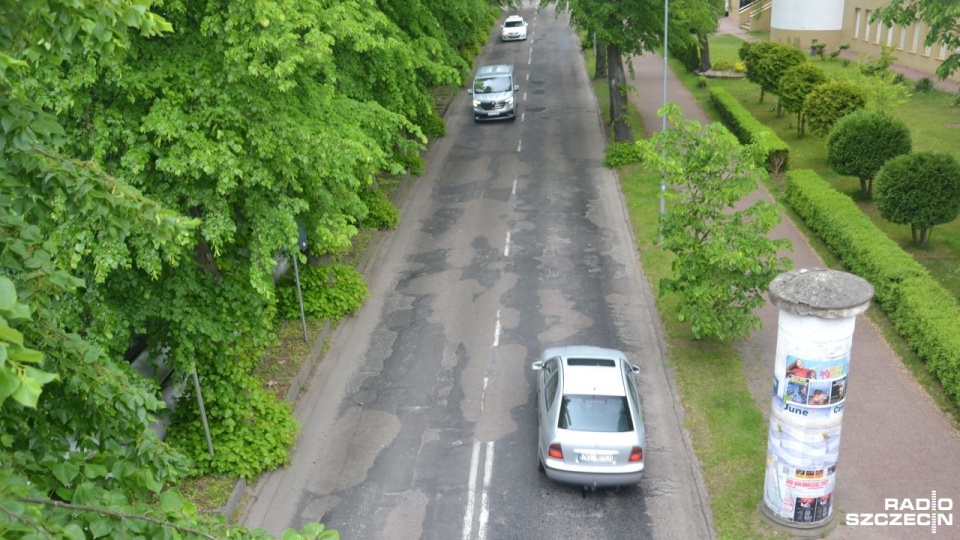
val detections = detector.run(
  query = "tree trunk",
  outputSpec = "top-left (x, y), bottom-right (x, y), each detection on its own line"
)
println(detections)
top-left (607, 44), bottom-right (634, 143)
top-left (595, 37), bottom-right (607, 79)
top-left (859, 177), bottom-right (873, 199)
top-left (698, 33), bottom-right (712, 73)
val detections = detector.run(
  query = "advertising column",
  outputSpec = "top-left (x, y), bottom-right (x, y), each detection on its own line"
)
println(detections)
top-left (760, 268), bottom-right (874, 534)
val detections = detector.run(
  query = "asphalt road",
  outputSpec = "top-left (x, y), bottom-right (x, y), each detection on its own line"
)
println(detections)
top-left (240, 5), bottom-right (714, 539)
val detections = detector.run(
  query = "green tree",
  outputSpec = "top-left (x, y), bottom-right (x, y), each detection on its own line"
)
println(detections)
top-left (756, 43), bottom-right (808, 115)
top-left (826, 110), bottom-right (912, 198)
top-left (637, 104), bottom-right (793, 341)
top-left (778, 63), bottom-right (828, 137)
top-left (0, 0), bottom-right (336, 537)
top-left (875, 152), bottom-right (960, 245)
top-left (873, 0), bottom-right (960, 79)
top-left (739, 41), bottom-right (777, 102)
top-left (803, 80), bottom-right (867, 137)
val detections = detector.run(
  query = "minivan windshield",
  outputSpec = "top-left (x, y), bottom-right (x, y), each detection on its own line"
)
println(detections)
top-left (558, 394), bottom-right (633, 432)
top-left (474, 76), bottom-right (512, 94)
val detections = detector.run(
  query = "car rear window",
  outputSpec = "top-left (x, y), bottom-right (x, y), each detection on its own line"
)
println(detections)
top-left (566, 358), bottom-right (615, 367)
top-left (505, 20), bottom-right (524, 28)
top-left (558, 394), bottom-right (633, 432)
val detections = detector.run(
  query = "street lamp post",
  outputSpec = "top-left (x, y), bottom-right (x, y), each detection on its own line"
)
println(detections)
top-left (660, 0), bottom-right (669, 240)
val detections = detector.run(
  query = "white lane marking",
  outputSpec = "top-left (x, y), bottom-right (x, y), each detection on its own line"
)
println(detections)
top-left (526, 73), bottom-right (530, 81)
top-left (528, 47), bottom-right (532, 65)
top-left (492, 309), bottom-right (501, 346)
top-left (512, 178), bottom-right (518, 196)
top-left (462, 441), bottom-right (481, 540)
top-left (481, 376), bottom-right (488, 412)
top-left (517, 140), bottom-right (521, 153)
top-left (521, 111), bottom-right (525, 123)
top-left (504, 231), bottom-right (511, 257)
top-left (523, 91), bottom-right (527, 101)
top-left (478, 441), bottom-right (495, 540)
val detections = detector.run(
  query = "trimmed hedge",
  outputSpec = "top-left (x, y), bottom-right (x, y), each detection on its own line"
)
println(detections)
top-left (709, 86), bottom-right (790, 173)
top-left (785, 169), bottom-right (960, 406)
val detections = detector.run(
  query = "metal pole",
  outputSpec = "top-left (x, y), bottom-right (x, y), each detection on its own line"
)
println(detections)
top-left (191, 369), bottom-right (215, 457)
top-left (292, 253), bottom-right (309, 342)
top-left (660, 0), bottom-right (669, 241)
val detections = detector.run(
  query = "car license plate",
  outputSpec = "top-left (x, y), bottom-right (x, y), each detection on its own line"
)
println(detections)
top-left (577, 452), bottom-right (615, 464)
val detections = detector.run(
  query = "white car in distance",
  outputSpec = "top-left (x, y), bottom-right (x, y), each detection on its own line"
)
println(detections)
top-left (501, 15), bottom-right (528, 41)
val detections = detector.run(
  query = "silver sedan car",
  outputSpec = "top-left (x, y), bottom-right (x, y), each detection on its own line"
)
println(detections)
top-left (532, 346), bottom-right (645, 490)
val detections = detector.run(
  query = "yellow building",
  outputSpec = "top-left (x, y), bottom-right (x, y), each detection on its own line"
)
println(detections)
top-left (732, 0), bottom-right (960, 84)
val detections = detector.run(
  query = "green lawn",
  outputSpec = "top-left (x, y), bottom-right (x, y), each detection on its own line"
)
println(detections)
top-left (687, 35), bottom-right (960, 299)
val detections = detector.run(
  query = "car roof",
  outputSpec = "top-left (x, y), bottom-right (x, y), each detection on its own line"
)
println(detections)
top-left (476, 64), bottom-right (513, 77)
top-left (542, 346), bottom-right (628, 397)
top-left (505, 15), bottom-right (525, 22)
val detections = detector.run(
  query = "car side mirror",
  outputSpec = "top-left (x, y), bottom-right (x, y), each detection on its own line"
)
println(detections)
top-left (514, 85), bottom-right (519, 92)
top-left (531, 361), bottom-right (544, 371)
top-left (630, 364), bottom-right (640, 374)
top-left (467, 88), bottom-right (473, 94)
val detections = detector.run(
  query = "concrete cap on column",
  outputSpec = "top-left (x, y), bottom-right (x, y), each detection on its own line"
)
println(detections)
top-left (768, 268), bottom-right (874, 319)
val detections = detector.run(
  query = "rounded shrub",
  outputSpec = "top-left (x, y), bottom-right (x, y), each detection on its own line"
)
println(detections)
top-left (803, 80), bottom-right (867, 137)
top-left (826, 110), bottom-right (912, 198)
top-left (360, 188), bottom-right (400, 230)
top-left (874, 151), bottom-right (960, 245)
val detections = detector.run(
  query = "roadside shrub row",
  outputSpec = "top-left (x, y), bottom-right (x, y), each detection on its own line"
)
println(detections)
top-left (708, 86), bottom-right (790, 173)
top-left (785, 169), bottom-right (960, 406)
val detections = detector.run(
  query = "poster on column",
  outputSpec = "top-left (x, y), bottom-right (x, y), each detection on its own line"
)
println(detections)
top-left (774, 354), bottom-right (849, 409)
top-left (763, 395), bottom-right (842, 522)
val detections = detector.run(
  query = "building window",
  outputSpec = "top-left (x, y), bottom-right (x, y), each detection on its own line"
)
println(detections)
top-left (887, 26), bottom-right (895, 47)
top-left (924, 44), bottom-right (932, 56)
top-left (864, 10), bottom-right (872, 41)
top-left (912, 24), bottom-right (921, 53)
top-left (898, 26), bottom-right (906, 50)
top-left (875, 21), bottom-right (883, 44)
top-left (854, 8), bottom-right (862, 39)
top-left (939, 43), bottom-right (948, 60)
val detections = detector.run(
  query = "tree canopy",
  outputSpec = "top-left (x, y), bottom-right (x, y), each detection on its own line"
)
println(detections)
top-left (637, 104), bottom-right (792, 341)
top-left (875, 151), bottom-right (960, 245)
top-left (1, 0), bottom-right (497, 536)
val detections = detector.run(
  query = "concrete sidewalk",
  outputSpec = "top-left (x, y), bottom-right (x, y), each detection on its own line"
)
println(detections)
top-left (625, 25), bottom-right (960, 540)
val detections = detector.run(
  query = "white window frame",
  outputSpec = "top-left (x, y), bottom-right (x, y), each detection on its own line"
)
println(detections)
top-left (854, 8), bottom-right (862, 39)
top-left (912, 23), bottom-right (921, 53)
top-left (864, 10), bottom-right (872, 42)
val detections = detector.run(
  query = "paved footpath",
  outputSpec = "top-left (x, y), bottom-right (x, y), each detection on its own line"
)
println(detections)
top-left (624, 21), bottom-right (960, 540)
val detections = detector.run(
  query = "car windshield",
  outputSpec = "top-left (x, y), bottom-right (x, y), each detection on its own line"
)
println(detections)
top-left (558, 394), bottom-right (633, 433)
top-left (474, 76), bottom-right (512, 94)
top-left (505, 20), bottom-right (524, 28)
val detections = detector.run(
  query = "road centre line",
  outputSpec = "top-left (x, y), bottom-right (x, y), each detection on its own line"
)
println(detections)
top-left (492, 309), bottom-right (501, 346)
top-left (503, 231), bottom-right (511, 257)
top-left (461, 441), bottom-right (481, 540)
top-left (478, 441), bottom-right (495, 540)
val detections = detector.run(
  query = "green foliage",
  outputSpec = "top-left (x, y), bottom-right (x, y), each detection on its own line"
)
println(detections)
top-left (739, 41), bottom-right (806, 103)
top-left (636, 104), bottom-right (792, 341)
top-left (859, 46), bottom-right (898, 76)
top-left (277, 264), bottom-right (369, 322)
top-left (874, 152), bottom-right (960, 245)
top-left (712, 60), bottom-right (736, 72)
top-left (0, 0), bottom-right (489, 536)
top-left (803, 80), bottom-right (867, 136)
top-left (826, 110), bottom-right (912, 198)
top-left (777, 63), bottom-right (828, 136)
top-left (849, 68), bottom-right (913, 114)
top-left (785, 169), bottom-right (960, 408)
top-left (811, 42), bottom-right (827, 60)
top-left (603, 141), bottom-right (644, 167)
top-left (360, 188), bottom-right (401, 230)
top-left (915, 77), bottom-right (936, 93)
top-left (709, 87), bottom-right (791, 172)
